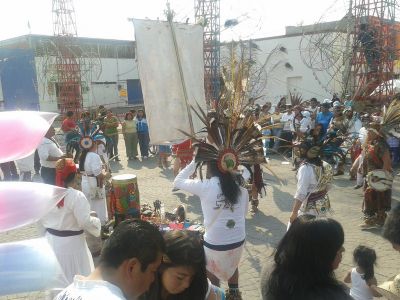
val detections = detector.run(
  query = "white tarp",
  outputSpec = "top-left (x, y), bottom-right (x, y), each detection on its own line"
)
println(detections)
top-left (133, 19), bottom-right (206, 144)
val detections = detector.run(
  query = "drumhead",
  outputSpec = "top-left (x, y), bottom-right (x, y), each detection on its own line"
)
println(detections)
top-left (112, 174), bottom-right (137, 181)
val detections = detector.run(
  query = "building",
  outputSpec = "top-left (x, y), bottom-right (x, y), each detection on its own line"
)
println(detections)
top-left (0, 34), bottom-right (143, 111)
top-left (0, 21), bottom-right (350, 111)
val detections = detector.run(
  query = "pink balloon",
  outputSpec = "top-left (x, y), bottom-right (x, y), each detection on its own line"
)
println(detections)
top-left (0, 111), bottom-right (58, 163)
top-left (0, 182), bottom-right (67, 232)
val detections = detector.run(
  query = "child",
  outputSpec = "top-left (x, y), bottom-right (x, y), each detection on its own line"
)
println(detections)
top-left (344, 245), bottom-right (382, 300)
top-left (158, 145), bottom-right (171, 169)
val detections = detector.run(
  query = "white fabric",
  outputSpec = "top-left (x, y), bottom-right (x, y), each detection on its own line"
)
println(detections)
top-left (203, 243), bottom-right (244, 282)
top-left (37, 137), bottom-right (63, 168)
top-left (133, 19), bottom-right (207, 144)
top-left (281, 113), bottom-right (294, 131)
top-left (54, 275), bottom-right (126, 300)
top-left (348, 118), bottom-right (362, 138)
top-left (82, 152), bottom-right (108, 225)
top-left (16, 152), bottom-right (34, 172)
top-left (39, 188), bottom-right (101, 286)
top-left (359, 127), bottom-right (368, 144)
top-left (97, 144), bottom-right (109, 165)
top-left (299, 117), bottom-right (311, 133)
top-left (294, 162), bottom-right (331, 216)
top-left (174, 161), bottom-right (248, 245)
top-left (349, 268), bottom-right (374, 300)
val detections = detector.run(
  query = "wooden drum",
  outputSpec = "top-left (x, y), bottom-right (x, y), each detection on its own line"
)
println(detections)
top-left (111, 174), bottom-right (140, 225)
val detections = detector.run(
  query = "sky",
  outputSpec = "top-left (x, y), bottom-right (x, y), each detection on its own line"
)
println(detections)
top-left (0, 0), bottom-right (349, 42)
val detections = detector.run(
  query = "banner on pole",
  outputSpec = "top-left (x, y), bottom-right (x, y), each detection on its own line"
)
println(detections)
top-left (133, 19), bottom-right (206, 144)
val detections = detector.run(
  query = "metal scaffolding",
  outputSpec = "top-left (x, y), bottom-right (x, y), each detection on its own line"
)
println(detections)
top-left (52, 0), bottom-right (83, 115)
top-left (195, 0), bottom-right (220, 103)
top-left (351, 0), bottom-right (397, 104)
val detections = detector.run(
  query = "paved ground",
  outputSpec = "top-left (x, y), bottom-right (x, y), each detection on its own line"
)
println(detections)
top-left (1, 135), bottom-right (399, 299)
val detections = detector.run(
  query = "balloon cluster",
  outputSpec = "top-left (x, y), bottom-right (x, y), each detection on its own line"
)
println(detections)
top-left (0, 111), bottom-right (68, 296)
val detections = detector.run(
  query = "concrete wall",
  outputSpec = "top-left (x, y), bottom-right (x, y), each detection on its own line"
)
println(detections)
top-left (35, 56), bottom-right (139, 112)
top-left (221, 33), bottom-right (347, 106)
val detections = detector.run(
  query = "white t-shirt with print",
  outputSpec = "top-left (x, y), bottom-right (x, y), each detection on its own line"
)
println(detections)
top-left (55, 275), bottom-right (126, 300)
top-left (173, 161), bottom-right (248, 245)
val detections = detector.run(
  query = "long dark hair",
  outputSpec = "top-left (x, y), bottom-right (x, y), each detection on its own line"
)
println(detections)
top-left (264, 216), bottom-right (346, 300)
top-left (79, 149), bottom-right (89, 172)
top-left (143, 230), bottom-right (208, 300)
top-left (207, 161), bottom-right (241, 208)
top-left (353, 245), bottom-right (377, 281)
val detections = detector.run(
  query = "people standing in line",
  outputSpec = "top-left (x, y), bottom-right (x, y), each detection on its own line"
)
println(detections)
top-left (62, 111), bottom-right (77, 141)
top-left (387, 136), bottom-right (400, 168)
top-left (55, 219), bottom-right (165, 300)
top-left (0, 161), bottom-right (19, 181)
top-left (39, 158), bottom-right (101, 287)
top-left (122, 111), bottom-right (138, 160)
top-left (16, 153), bottom-right (35, 181)
top-left (104, 110), bottom-right (120, 161)
top-left (80, 135), bottom-right (108, 226)
top-left (37, 126), bottom-right (64, 185)
top-left (261, 216), bottom-right (350, 300)
top-left (62, 111), bottom-right (80, 163)
top-left (316, 102), bottom-right (334, 136)
top-left (137, 109), bottom-right (150, 159)
top-left (307, 97), bottom-right (320, 129)
top-left (344, 245), bottom-right (381, 300)
top-left (279, 104), bottom-right (295, 156)
top-left (271, 106), bottom-right (283, 152)
top-left (174, 160), bottom-right (248, 300)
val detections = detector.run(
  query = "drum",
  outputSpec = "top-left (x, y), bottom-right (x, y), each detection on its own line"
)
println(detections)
top-left (111, 174), bottom-right (140, 224)
top-left (367, 169), bottom-right (393, 191)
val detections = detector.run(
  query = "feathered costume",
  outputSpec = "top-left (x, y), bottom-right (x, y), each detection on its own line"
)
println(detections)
top-left (179, 60), bottom-right (280, 212)
top-left (361, 97), bottom-right (400, 228)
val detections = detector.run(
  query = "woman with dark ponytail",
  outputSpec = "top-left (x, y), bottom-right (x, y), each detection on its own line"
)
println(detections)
top-left (174, 158), bottom-right (248, 300)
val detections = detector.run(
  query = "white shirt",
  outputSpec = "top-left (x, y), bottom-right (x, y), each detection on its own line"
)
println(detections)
top-left (40, 188), bottom-right (101, 237)
top-left (294, 164), bottom-right (318, 202)
top-left (37, 137), bottom-right (63, 168)
top-left (55, 275), bottom-right (126, 300)
top-left (348, 118), bottom-right (362, 138)
top-left (359, 127), bottom-right (368, 144)
top-left (174, 161), bottom-right (248, 245)
top-left (349, 268), bottom-right (373, 300)
top-left (299, 117), bottom-right (311, 133)
top-left (97, 144), bottom-right (109, 165)
top-left (281, 113), bottom-right (294, 131)
top-left (83, 152), bottom-right (103, 176)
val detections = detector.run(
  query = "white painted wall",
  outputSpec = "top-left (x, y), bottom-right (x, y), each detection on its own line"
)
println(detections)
top-left (35, 56), bottom-right (138, 111)
top-left (221, 33), bottom-right (346, 106)
top-left (33, 32), bottom-right (346, 111)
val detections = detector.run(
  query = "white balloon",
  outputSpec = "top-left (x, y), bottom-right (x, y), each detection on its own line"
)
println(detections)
top-left (0, 238), bottom-right (64, 295)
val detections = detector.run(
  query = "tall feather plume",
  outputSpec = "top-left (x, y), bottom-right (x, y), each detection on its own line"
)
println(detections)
top-left (382, 96), bottom-right (400, 138)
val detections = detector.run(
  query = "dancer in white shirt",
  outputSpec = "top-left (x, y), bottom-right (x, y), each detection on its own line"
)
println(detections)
top-left (39, 158), bottom-right (101, 286)
top-left (80, 135), bottom-right (108, 225)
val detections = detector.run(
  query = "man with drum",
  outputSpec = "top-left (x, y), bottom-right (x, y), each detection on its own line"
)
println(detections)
top-left (360, 122), bottom-right (393, 228)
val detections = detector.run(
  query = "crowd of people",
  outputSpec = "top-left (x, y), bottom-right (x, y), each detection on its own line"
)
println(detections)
top-left (1, 95), bottom-right (400, 300)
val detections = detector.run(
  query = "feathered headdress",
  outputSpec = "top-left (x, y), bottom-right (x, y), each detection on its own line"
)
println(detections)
top-left (380, 96), bottom-right (400, 138)
top-left (180, 53), bottom-right (267, 174)
top-left (70, 120), bottom-right (103, 150)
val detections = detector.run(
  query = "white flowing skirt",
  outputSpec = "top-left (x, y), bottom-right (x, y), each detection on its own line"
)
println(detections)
top-left (204, 243), bottom-right (244, 282)
top-left (45, 232), bottom-right (94, 287)
top-left (81, 176), bottom-right (108, 225)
